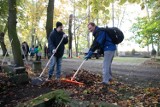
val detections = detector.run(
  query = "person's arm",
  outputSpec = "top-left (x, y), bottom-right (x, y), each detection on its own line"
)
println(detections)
top-left (62, 33), bottom-right (68, 44)
top-left (27, 45), bottom-right (29, 53)
top-left (85, 31), bottom-right (105, 60)
top-left (63, 36), bottom-right (68, 44)
top-left (90, 31), bottom-right (105, 52)
top-left (48, 31), bottom-right (56, 52)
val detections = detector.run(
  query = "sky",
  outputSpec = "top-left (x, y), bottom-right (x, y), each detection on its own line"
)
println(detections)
top-left (107, 3), bottom-right (150, 52)
top-left (55, 1), bottom-right (153, 52)
top-left (41, 1), bottom-right (151, 52)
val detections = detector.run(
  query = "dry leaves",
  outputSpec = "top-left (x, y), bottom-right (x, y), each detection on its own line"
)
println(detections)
top-left (43, 70), bottom-right (160, 107)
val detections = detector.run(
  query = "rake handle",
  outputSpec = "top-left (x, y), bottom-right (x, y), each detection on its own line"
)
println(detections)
top-left (39, 36), bottom-right (64, 77)
top-left (71, 59), bottom-right (86, 81)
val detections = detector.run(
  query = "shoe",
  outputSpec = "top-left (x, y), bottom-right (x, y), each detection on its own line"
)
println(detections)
top-left (101, 83), bottom-right (109, 92)
top-left (102, 82), bottom-right (109, 87)
top-left (46, 78), bottom-right (52, 81)
top-left (46, 75), bottom-right (52, 81)
top-left (109, 79), bottom-right (115, 85)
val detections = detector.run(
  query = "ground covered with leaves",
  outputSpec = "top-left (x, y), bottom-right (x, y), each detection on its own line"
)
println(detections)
top-left (0, 69), bottom-right (160, 107)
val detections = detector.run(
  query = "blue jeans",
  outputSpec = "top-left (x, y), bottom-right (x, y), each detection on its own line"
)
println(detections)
top-left (102, 51), bottom-right (115, 84)
top-left (48, 56), bottom-right (62, 79)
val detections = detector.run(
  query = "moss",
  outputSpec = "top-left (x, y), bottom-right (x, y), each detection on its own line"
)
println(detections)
top-left (17, 89), bottom-right (70, 107)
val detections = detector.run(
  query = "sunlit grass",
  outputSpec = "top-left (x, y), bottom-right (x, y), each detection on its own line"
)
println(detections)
top-left (113, 57), bottom-right (149, 63)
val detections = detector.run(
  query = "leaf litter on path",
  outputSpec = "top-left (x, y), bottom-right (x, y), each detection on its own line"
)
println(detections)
top-left (0, 69), bottom-right (160, 107)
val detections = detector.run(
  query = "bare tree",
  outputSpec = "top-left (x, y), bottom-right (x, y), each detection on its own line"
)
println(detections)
top-left (68, 14), bottom-right (73, 58)
top-left (8, 0), bottom-right (24, 66)
top-left (0, 22), bottom-right (9, 56)
top-left (46, 0), bottom-right (55, 39)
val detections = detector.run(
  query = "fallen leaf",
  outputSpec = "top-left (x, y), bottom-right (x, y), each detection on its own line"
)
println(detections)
top-left (44, 98), bottom-right (49, 101)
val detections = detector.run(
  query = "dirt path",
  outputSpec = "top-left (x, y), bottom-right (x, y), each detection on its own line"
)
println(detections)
top-left (59, 58), bottom-right (160, 87)
top-left (61, 59), bottom-right (160, 78)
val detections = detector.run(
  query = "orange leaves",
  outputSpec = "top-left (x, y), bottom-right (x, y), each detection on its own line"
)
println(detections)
top-left (1, 69), bottom-right (160, 106)
top-left (108, 88), bottom-right (117, 94)
top-left (118, 100), bottom-right (132, 107)
top-left (42, 70), bottom-right (160, 106)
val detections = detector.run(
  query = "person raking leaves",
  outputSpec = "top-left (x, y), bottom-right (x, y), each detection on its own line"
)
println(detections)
top-left (47, 21), bottom-right (68, 80)
top-left (85, 22), bottom-right (124, 89)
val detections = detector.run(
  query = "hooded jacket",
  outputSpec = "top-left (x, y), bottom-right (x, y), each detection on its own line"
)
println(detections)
top-left (48, 28), bottom-right (68, 58)
top-left (89, 26), bottom-right (116, 52)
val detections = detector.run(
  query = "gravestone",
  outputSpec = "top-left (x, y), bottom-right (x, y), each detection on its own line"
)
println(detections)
top-left (0, 61), bottom-right (8, 72)
top-left (1, 65), bottom-right (29, 84)
top-left (32, 61), bottom-right (42, 72)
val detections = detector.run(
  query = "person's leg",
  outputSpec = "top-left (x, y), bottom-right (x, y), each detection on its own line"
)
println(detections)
top-left (109, 55), bottom-right (114, 77)
top-left (44, 53), bottom-right (46, 59)
top-left (48, 56), bottom-right (56, 79)
top-left (36, 54), bottom-right (38, 61)
top-left (102, 51), bottom-right (115, 84)
top-left (56, 57), bottom-right (62, 79)
top-left (26, 54), bottom-right (28, 60)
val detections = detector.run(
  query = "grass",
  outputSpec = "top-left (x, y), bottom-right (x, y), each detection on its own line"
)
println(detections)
top-left (64, 54), bottom-right (150, 64)
top-left (113, 57), bottom-right (148, 64)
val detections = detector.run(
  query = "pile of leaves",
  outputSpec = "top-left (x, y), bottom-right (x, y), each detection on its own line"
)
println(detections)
top-left (0, 73), bottom-right (12, 91)
top-left (0, 70), bottom-right (160, 107)
top-left (43, 70), bottom-right (160, 107)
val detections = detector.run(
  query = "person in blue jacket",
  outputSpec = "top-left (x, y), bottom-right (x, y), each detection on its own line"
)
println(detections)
top-left (85, 22), bottom-right (116, 85)
top-left (47, 21), bottom-right (68, 80)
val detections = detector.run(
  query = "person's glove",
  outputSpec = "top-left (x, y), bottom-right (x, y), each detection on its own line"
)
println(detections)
top-left (52, 49), bottom-right (56, 54)
top-left (63, 34), bottom-right (67, 38)
top-left (84, 51), bottom-right (93, 60)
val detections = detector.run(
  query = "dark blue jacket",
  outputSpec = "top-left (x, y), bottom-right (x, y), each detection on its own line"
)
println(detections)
top-left (48, 28), bottom-right (68, 58)
top-left (90, 26), bottom-right (116, 52)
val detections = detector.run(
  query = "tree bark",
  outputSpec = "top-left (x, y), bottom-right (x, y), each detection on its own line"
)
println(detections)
top-left (31, 28), bottom-right (35, 47)
top-left (87, 0), bottom-right (90, 48)
top-left (68, 14), bottom-right (73, 58)
top-left (46, 0), bottom-right (54, 39)
top-left (8, 0), bottom-right (24, 66)
top-left (0, 32), bottom-right (9, 56)
top-left (157, 40), bottom-right (160, 56)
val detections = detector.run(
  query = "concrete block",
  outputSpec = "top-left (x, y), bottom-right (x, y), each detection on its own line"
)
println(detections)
top-left (32, 61), bottom-right (42, 72)
top-left (1, 65), bottom-right (26, 75)
top-left (9, 72), bottom-right (29, 84)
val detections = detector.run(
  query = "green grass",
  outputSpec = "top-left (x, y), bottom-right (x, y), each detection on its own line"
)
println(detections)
top-left (113, 57), bottom-right (149, 64)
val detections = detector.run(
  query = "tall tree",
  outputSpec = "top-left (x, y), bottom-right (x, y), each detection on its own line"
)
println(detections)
top-left (8, 0), bottom-right (24, 66)
top-left (46, 0), bottom-right (55, 39)
top-left (0, 0), bottom-right (9, 56)
top-left (0, 22), bottom-right (9, 56)
top-left (143, 0), bottom-right (154, 54)
top-left (68, 14), bottom-right (73, 58)
top-left (131, 0), bottom-right (160, 56)
top-left (87, 0), bottom-right (91, 48)
top-left (18, 0), bottom-right (47, 46)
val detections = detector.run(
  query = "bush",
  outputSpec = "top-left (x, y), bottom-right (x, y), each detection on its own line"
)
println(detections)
top-left (151, 49), bottom-right (156, 56)
top-left (131, 49), bottom-right (136, 55)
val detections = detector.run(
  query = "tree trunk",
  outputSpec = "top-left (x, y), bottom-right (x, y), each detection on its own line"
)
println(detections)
top-left (87, 0), bottom-right (90, 48)
top-left (68, 14), bottom-right (73, 58)
top-left (46, 0), bottom-right (54, 39)
top-left (31, 28), bottom-right (35, 47)
top-left (8, 0), bottom-right (24, 66)
top-left (73, 0), bottom-right (78, 57)
top-left (112, 0), bottom-right (118, 56)
top-left (112, 1), bottom-right (115, 27)
top-left (157, 40), bottom-right (160, 56)
top-left (0, 21), bottom-right (9, 56)
top-left (0, 32), bottom-right (9, 56)
top-left (144, 0), bottom-right (154, 52)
